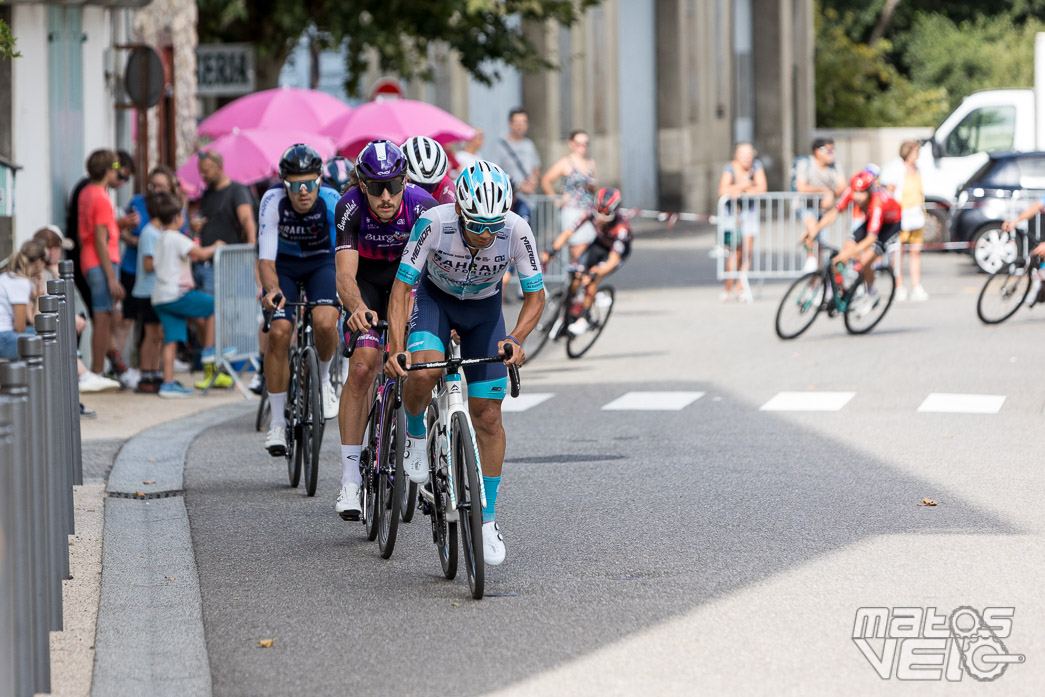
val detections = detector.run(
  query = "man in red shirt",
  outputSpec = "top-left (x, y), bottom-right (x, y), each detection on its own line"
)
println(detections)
top-left (79, 149), bottom-right (126, 376)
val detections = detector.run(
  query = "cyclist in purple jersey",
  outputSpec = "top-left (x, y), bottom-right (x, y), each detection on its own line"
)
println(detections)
top-left (332, 139), bottom-right (437, 520)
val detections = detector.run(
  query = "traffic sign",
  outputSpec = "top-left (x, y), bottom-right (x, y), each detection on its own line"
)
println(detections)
top-left (369, 77), bottom-right (404, 102)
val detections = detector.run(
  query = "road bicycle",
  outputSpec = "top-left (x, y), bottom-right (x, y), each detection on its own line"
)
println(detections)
top-left (262, 286), bottom-right (326, 497)
top-left (775, 244), bottom-right (896, 339)
top-left (254, 368), bottom-right (270, 432)
top-left (976, 254), bottom-right (1045, 325)
top-left (523, 264), bottom-right (615, 360)
top-left (411, 341), bottom-right (521, 600)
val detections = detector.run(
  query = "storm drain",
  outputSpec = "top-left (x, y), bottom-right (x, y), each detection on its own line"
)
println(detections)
top-left (108, 490), bottom-right (185, 500)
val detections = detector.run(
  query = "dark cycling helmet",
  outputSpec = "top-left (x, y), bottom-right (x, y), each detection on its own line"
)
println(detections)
top-left (322, 157), bottom-right (355, 194)
top-left (595, 187), bottom-right (622, 216)
top-left (278, 143), bottom-right (323, 180)
top-left (355, 139), bottom-right (407, 180)
top-left (401, 136), bottom-right (448, 185)
top-left (850, 170), bottom-right (875, 193)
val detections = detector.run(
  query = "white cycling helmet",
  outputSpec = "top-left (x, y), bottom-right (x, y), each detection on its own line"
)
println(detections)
top-left (401, 135), bottom-right (448, 185)
top-left (455, 160), bottom-right (513, 221)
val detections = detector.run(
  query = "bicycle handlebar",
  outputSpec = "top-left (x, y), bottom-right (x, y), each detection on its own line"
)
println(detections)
top-left (344, 312), bottom-right (390, 357)
top-left (261, 294), bottom-right (283, 334)
top-left (404, 343), bottom-right (521, 399)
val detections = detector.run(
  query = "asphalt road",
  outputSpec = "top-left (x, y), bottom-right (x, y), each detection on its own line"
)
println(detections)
top-left (183, 231), bottom-right (1045, 696)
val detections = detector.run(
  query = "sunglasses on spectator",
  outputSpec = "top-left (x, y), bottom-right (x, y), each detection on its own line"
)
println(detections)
top-left (818, 145), bottom-right (835, 153)
top-left (284, 177), bottom-right (322, 194)
top-left (361, 177), bottom-right (406, 197)
top-left (462, 218), bottom-right (506, 237)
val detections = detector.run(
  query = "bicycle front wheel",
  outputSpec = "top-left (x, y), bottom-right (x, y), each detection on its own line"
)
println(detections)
top-left (400, 480), bottom-right (418, 523)
top-left (522, 289), bottom-right (566, 360)
top-left (428, 405), bottom-right (457, 579)
top-left (286, 350), bottom-right (301, 488)
top-left (844, 268), bottom-right (896, 334)
top-left (566, 286), bottom-right (615, 359)
top-left (452, 412), bottom-right (484, 600)
top-left (377, 387), bottom-right (405, 559)
top-left (775, 272), bottom-right (825, 339)
top-left (300, 346), bottom-right (324, 497)
top-left (254, 384), bottom-right (269, 432)
top-left (977, 265), bottom-right (1031, 324)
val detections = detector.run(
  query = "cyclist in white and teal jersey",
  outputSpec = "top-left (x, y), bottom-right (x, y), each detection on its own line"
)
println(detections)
top-left (385, 161), bottom-right (545, 566)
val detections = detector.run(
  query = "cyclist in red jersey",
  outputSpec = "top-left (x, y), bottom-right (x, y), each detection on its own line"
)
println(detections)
top-left (808, 170), bottom-right (901, 290)
top-left (402, 136), bottom-right (456, 204)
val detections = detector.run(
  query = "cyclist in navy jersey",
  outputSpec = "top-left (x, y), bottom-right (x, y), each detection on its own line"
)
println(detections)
top-left (259, 144), bottom-right (343, 456)
top-left (333, 139), bottom-right (438, 520)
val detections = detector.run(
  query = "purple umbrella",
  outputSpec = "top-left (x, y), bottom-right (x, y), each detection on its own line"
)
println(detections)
top-left (197, 87), bottom-right (352, 139)
top-left (320, 98), bottom-right (475, 158)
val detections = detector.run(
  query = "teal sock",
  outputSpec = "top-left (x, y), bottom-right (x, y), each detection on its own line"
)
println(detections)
top-left (482, 475), bottom-right (501, 524)
top-left (406, 409), bottom-right (426, 439)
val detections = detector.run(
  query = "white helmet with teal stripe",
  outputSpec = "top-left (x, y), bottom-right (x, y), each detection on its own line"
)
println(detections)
top-left (455, 160), bottom-right (513, 221)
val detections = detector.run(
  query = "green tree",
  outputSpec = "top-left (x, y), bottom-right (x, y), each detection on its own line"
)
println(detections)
top-left (1, 0), bottom-right (19, 60)
top-left (197, 0), bottom-right (598, 96)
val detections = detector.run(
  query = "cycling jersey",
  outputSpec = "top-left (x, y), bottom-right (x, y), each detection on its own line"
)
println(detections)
top-left (396, 204), bottom-right (544, 300)
top-left (835, 186), bottom-right (901, 237)
top-left (576, 212), bottom-right (633, 256)
top-left (334, 183), bottom-right (437, 261)
top-left (257, 184), bottom-right (340, 261)
top-left (421, 174), bottom-right (456, 205)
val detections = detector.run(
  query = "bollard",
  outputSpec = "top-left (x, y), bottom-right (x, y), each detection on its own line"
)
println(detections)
top-left (0, 362), bottom-right (48, 695)
top-left (17, 334), bottom-right (59, 683)
top-left (49, 275), bottom-right (82, 485)
top-left (36, 306), bottom-right (72, 588)
top-left (38, 295), bottom-right (74, 539)
top-left (0, 396), bottom-right (23, 697)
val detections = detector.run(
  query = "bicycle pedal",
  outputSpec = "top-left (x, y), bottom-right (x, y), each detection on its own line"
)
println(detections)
top-left (338, 510), bottom-right (360, 522)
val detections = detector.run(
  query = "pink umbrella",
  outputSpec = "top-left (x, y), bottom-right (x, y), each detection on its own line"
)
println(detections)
top-left (197, 87), bottom-right (352, 139)
top-left (177, 128), bottom-right (336, 200)
top-left (320, 99), bottom-right (475, 158)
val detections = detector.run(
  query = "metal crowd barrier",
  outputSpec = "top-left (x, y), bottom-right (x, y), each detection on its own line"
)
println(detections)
top-left (207, 243), bottom-right (261, 398)
top-left (514, 194), bottom-right (570, 285)
top-left (0, 280), bottom-right (82, 697)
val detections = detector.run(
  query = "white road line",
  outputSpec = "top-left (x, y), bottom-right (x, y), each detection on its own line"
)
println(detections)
top-left (601, 391), bottom-right (705, 411)
top-left (502, 392), bottom-right (555, 412)
top-left (917, 393), bottom-right (1005, 414)
top-left (759, 391), bottom-right (855, 412)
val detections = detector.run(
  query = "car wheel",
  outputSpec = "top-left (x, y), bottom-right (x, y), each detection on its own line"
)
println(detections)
top-left (922, 207), bottom-right (948, 245)
top-left (972, 224), bottom-right (1021, 274)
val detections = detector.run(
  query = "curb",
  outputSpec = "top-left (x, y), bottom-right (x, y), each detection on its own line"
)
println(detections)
top-left (91, 402), bottom-right (252, 697)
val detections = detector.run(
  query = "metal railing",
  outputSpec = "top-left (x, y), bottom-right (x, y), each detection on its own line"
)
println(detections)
top-left (0, 260), bottom-right (82, 697)
top-left (205, 244), bottom-right (261, 398)
top-left (514, 194), bottom-right (571, 285)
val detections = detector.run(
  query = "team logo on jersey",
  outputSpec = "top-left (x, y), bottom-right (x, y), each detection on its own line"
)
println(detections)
top-left (410, 225), bottom-right (432, 263)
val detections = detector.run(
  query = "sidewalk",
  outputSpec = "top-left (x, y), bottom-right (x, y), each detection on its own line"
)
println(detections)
top-left (51, 376), bottom-right (249, 697)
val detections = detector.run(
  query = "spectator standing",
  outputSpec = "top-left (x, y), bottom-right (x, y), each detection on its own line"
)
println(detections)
top-left (0, 241), bottom-right (46, 359)
top-left (454, 127), bottom-right (484, 175)
top-left (881, 140), bottom-right (929, 302)
top-left (493, 108), bottom-right (541, 222)
top-left (718, 142), bottom-right (768, 302)
top-left (130, 193), bottom-right (168, 393)
top-left (190, 150), bottom-right (257, 295)
top-left (796, 137), bottom-right (846, 272)
top-left (541, 129), bottom-right (598, 264)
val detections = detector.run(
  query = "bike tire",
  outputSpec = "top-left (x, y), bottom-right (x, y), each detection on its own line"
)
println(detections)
top-left (363, 389), bottom-right (381, 542)
top-left (977, 265), bottom-right (1031, 325)
top-left (428, 405), bottom-right (457, 579)
top-left (566, 286), bottom-right (615, 359)
top-left (452, 412), bottom-right (484, 600)
top-left (523, 289), bottom-right (566, 360)
top-left (254, 385), bottom-right (269, 432)
top-left (377, 387), bottom-right (405, 558)
top-left (286, 350), bottom-right (301, 488)
top-left (844, 267), bottom-right (896, 335)
top-left (400, 480), bottom-right (418, 523)
top-left (300, 346), bottom-right (324, 497)
top-left (775, 271), bottom-right (825, 340)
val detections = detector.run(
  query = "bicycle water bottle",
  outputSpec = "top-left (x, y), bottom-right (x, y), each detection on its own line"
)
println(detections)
top-left (571, 289), bottom-right (585, 317)
top-left (834, 263), bottom-right (845, 288)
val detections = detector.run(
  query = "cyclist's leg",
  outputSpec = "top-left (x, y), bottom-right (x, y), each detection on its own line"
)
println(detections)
top-left (402, 279), bottom-right (450, 434)
top-left (265, 261), bottom-right (299, 433)
top-left (302, 258), bottom-right (339, 365)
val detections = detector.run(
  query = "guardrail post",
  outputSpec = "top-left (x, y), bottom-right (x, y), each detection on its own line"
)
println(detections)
top-left (36, 300), bottom-right (72, 587)
top-left (0, 392), bottom-right (24, 696)
top-left (39, 290), bottom-right (75, 534)
top-left (56, 262), bottom-right (83, 485)
top-left (0, 362), bottom-right (48, 695)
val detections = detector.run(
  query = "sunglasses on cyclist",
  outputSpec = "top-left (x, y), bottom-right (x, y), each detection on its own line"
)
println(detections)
top-left (361, 177), bottom-right (406, 197)
top-left (462, 219), bottom-right (506, 237)
top-left (284, 177), bottom-right (322, 194)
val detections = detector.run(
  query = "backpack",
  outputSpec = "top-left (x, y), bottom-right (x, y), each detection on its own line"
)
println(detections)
top-left (789, 155), bottom-right (810, 192)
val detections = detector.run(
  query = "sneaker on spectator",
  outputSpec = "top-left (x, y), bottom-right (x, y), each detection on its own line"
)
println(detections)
top-left (119, 367), bottom-right (141, 390)
top-left (159, 381), bottom-right (194, 399)
top-left (194, 364), bottom-right (233, 390)
top-left (248, 372), bottom-right (264, 395)
top-left (894, 286), bottom-right (908, 302)
top-left (173, 357), bottom-right (191, 373)
top-left (909, 285), bottom-right (929, 302)
top-left (79, 403), bottom-right (97, 419)
top-left (79, 371), bottom-right (121, 393)
top-left (135, 378), bottom-right (161, 394)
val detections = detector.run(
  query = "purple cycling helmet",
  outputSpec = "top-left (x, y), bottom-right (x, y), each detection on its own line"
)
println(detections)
top-left (355, 139), bottom-right (407, 180)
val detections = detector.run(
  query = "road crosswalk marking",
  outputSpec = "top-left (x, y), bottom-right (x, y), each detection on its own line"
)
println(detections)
top-left (600, 391), bottom-right (706, 411)
top-left (501, 392), bottom-right (555, 412)
top-left (760, 391), bottom-right (855, 412)
top-left (917, 393), bottom-right (1005, 414)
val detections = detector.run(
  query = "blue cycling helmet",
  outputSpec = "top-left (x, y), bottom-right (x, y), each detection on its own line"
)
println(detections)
top-left (322, 157), bottom-right (355, 193)
top-left (355, 139), bottom-right (407, 180)
top-left (455, 160), bottom-right (513, 221)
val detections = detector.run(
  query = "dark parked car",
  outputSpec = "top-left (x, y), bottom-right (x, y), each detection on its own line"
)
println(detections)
top-left (951, 151), bottom-right (1045, 273)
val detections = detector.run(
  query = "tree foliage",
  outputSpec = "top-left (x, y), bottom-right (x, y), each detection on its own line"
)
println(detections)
top-left (197, 0), bottom-right (598, 95)
top-left (0, 0), bottom-right (19, 60)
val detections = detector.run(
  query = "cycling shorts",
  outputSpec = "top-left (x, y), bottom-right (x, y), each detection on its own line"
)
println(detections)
top-left (344, 257), bottom-right (400, 351)
top-left (406, 275), bottom-right (508, 400)
top-left (580, 242), bottom-right (630, 273)
top-left (271, 254), bottom-right (338, 323)
top-left (850, 220), bottom-right (901, 257)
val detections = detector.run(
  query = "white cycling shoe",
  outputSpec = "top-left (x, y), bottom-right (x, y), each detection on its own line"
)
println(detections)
top-left (335, 483), bottom-right (362, 521)
top-left (321, 381), bottom-right (339, 420)
top-left (482, 521), bottom-right (506, 566)
top-left (265, 426), bottom-right (287, 457)
top-left (568, 316), bottom-right (590, 336)
top-left (402, 436), bottom-right (429, 484)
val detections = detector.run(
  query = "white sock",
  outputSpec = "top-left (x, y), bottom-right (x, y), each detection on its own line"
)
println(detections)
top-left (268, 392), bottom-right (287, 429)
top-left (319, 357), bottom-right (333, 382)
top-left (341, 444), bottom-right (362, 488)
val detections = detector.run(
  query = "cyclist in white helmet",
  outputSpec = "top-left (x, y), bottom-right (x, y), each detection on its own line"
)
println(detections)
top-left (385, 160), bottom-right (545, 566)
top-left (402, 135), bottom-right (456, 204)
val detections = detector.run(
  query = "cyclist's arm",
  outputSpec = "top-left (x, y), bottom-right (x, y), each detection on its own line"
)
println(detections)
top-left (386, 278), bottom-right (413, 357)
top-left (1003, 201), bottom-right (1044, 231)
top-left (813, 207), bottom-right (839, 234)
top-left (257, 191), bottom-right (282, 304)
top-left (545, 227), bottom-right (575, 258)
top-left (335, 249), bottom-right (368, 322)
top-left (504, 223), bottom-right (546, 350)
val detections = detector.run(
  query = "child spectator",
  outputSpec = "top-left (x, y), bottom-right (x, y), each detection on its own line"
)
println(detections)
top-left (149, 192), bottom-right (224, 398)
top-left (131, 193), bottom-right (167, 393)
top-left (0, 241), bottom-right (46, 359)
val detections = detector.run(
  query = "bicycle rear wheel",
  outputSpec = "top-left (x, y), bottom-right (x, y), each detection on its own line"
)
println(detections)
top-left (775, 271), bottom-right (825, 339)
top-left (400, 480), bottom-right (418, 523)
top-left (977, 265), bottom-right (1031, 324)
top-left (254, 383), bottom-right (269, 432)
top-left (844, 268), bottom-right (896, 334)
top-left (452, 412), bottom-right (484, 599)
top-left (522, 289), bottom-right (565, 360)
top-left (566, 286), bottom-right (614, 359)
top-left (300, 346), bottom-right (324, 497)
top-left (286, 350), bottom-right (301, 488)
top-left (377, 386), bottom-right (404, 558)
